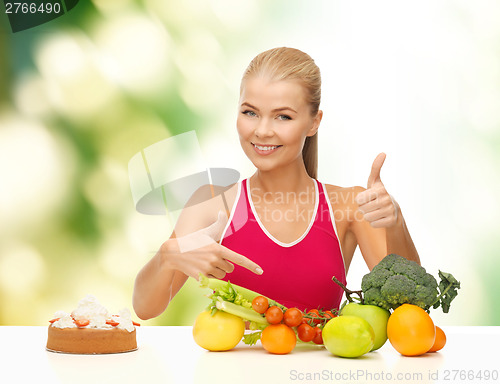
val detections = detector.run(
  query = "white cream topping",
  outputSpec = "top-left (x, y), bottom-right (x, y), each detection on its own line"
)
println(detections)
top-left (51, 295), bottom-right (135, 332)
top-left (71, 295), bottom-right (109, 328)
top-left (116, 308), bottom-right (135, 332)
top-left (52, 311), bottom-right (77, 329)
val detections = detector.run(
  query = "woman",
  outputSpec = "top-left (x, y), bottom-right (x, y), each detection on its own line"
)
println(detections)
top-left (133, 47), bottom-right (419, 319)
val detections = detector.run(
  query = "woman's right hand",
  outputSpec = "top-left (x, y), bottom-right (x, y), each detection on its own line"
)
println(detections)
top-left (162, 211), bottom-right (264, 280)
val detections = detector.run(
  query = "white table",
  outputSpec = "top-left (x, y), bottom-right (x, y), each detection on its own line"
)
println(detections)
top-left (1, 326), bottom-right (499, 384)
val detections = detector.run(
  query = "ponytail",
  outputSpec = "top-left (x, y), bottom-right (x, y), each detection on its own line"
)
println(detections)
top-left (302, 133), bottom-right (318, 179)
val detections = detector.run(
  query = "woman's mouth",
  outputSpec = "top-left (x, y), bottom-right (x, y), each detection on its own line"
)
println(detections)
top-left (252, 143), bottom-right (282, 155)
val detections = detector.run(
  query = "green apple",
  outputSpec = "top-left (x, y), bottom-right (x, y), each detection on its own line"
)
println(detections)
top-left (340, 302), bottom-right (390, 351)
top-left (322, 315), bottom-right (375, 358)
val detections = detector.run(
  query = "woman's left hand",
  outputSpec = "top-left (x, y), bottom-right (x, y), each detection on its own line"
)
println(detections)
top-left (355, 153), bottom-right (400, 228)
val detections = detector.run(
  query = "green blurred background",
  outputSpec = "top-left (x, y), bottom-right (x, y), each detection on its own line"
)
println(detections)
top-left (0, 0), bottom-right (499, 326)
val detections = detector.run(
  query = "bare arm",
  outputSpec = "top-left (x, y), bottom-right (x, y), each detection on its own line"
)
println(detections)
top-left (384, 200), bottom-right (420, 263)
top-left (133, 240), bottom-right (188, 320)
top-left (346, 153), bottom-right (420, 270)
top-left (132, 185), bottom-right (263, 320)
top-left (349, 194), bottom-right (420, 270)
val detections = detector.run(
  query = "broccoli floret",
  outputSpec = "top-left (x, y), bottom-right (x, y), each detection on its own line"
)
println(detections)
top-left (363, 287), bottom-right (392, 311)
top-left (374, 253), bottom-right (400, 269)
top-left (414, 282), bottom-right (439, 309)
top-left (361, 267), bottom-right (393, 289)
top-left (361, 254), bottom-right (441, 311)
top-left (391, 258), bottom-right (426, 282)
top-left (380, 275), bottom-right (417, 307)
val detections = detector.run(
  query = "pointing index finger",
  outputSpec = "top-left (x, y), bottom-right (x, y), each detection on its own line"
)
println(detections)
top-left (219, 246), bottom-right (264, 275)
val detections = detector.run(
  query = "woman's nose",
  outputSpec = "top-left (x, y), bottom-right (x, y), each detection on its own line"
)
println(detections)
top-left (254, 118), bottom-right (274, 138)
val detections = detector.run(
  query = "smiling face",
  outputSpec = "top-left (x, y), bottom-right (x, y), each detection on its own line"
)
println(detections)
top-left (237, 76), bottom-right (322, 174)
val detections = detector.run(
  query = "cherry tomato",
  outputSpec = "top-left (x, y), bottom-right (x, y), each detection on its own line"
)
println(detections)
top-left (312, 327), bottom-right (323, 345)
top-left (252, 296), bottom-right (269, 314)
top-left (283, 308), bottom-right (303, 327)
top-left (297, 323), bottom-right (316, 342)
top-left (307, 309), bottom-right (321, 325)
top-left (323, 310), bottom-right (335, 320)
top-left (265, 306), bottom-right (283, 324)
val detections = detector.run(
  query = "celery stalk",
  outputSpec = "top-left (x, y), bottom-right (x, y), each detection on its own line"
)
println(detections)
top-left (215, 299), bottom-right (269, 325)
top-left (199, 274), bottom-right (285, 308)
top-left (199, 274), bottom-right (266, 302)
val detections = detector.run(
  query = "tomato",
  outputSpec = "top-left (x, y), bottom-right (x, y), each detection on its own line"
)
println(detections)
top-left (307, 309), bottom-right (321, 325)
top-left (323, 310), bottom-right (335, 320)
top-left (283, 308), bottom-right (303, 327)
top-left (387, 304), bottom-right (436, 356)
top-left (265, 306), bottom-right (283, 324)
top-left (252, 296), bottom-right (269, 314)
top-left (297, 323), bottom-right (315, 342)
top-left (428, 326), bottom-right (446, 352)
top-left (261, 324), bottom-right (296, 354)
top-left (312, 327), bottom-right (323, 345)
top-left (192, 310), bottom-right (245, 351)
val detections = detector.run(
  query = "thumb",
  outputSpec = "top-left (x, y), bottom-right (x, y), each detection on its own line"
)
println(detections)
top-left (367, 153), bottom-right (386, 188)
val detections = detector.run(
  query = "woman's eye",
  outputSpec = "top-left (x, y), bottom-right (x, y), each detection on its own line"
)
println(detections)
top-left (277, 114), bottom-right (292, 121)
top-left (242, 110), bottom-right (257, 117)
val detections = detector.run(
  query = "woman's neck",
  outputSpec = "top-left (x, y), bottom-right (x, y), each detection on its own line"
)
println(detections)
top-left (250, 160), bottom-right (313, 194)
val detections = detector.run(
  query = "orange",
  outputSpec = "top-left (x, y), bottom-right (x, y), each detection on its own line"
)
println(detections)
top-left (428, 326), bottom-right (446, 352)
top-left (387, 304), bottom-right (436, 356)
top-left (261, 324), bottom-right (296, 354)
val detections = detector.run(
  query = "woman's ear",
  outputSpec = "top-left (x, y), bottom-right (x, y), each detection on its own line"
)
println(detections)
top-left (307, 110), bottom-right (323, 137)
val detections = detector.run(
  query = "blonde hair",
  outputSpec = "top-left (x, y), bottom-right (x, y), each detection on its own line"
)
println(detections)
top-left (241, 47), bottom-right (321, 178)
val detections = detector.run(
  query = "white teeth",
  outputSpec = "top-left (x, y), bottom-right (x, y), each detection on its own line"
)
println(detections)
top-left (254, 144), bottom-right (279, 151)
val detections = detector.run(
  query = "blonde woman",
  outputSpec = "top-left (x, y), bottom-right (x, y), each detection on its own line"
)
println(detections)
top-left (133, 47), bottom-right (419, 320)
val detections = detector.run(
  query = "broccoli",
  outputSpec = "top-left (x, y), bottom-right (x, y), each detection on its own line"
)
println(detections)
top-left (360, 254), bottom-right (460, 313)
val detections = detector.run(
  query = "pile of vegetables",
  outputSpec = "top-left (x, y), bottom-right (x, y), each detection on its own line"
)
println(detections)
top-left (331, 253), bottom-right (461, 356)
top-left (196, 274), bottom-right (335, 354)
top-left (193, 253), bottom-right (461, 357)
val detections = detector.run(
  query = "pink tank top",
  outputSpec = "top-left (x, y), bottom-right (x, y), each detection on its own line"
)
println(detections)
top-left (220, 178), bottom-right (347, 311)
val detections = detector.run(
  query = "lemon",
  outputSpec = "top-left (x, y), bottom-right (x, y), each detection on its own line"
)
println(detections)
top-left (192, 310), bottom-right (245, 351)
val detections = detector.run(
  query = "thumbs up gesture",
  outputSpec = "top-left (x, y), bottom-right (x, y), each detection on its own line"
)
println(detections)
top-left (355, 153), bottom-right (399, 228)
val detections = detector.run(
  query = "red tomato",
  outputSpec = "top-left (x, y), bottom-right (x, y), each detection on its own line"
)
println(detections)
top-left (252, 296), bottom-right (269, 314)
top-left (297, 323), bottom-right (316, 342)
top-left (323, 310), bottom-right (336, 320)
top-left (283, 308), bottom-right (303, 327)
top-left (307, 309), bottom-right (321, 325)
top-left (312, 327), bottom-right (323, 345)
top-left (265, 306), bottom-right (283, 324)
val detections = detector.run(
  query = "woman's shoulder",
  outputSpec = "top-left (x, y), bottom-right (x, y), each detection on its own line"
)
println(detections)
top-left (320, 182), bottom-right (365, 225)
top-left (322, 183), bottom-right (365, 202)
top-left (171, 182), bottom-right (240, 238)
